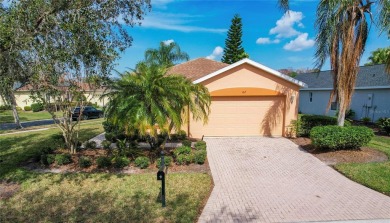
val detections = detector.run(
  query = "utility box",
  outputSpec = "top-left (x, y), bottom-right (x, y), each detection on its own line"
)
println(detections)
top-left (367, 94), bottom-right (373, 108)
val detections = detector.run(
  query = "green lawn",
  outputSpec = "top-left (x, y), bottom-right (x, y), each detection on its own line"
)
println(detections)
top-left (335, 136), bottom-right (390, 195)
top-left (0, 110), bottom-right (63, 124)
top-left (0, 120), bottom-right (212, 222)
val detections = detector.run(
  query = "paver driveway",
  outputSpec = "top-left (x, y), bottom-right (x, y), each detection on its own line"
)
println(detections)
top-left (198, 137), bottom-right (390, 223)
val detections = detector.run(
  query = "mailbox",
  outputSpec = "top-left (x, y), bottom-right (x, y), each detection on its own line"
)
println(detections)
top-left (157, 170), bottom-right (165, 181)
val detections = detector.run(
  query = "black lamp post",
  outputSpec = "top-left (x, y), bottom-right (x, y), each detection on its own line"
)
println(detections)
top-left (157, 151), bottom-right (166, 207)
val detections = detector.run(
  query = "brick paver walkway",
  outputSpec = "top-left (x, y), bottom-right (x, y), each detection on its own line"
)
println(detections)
top-left (198, 137), bottom-right (390, 223)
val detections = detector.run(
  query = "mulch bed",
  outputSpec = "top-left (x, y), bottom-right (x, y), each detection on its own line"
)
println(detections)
top-left (290, 137), bottom-right (388, 165)
top-left (22, 148), bottom-right (210, 174)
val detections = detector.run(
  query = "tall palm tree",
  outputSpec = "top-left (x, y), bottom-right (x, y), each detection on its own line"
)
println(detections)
top-left (278, 0), bottom-right (389, 126)
top-left (365, 47), bottom-right (390, 66)
top-left (144, 42), bottom-right (189, 67)
top-left (104, 62), bottom-right (210, 157)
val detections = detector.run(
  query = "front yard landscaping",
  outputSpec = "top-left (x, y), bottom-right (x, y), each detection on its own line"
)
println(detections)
top-left (0, 120), bottom-right (212, 222)
top-left (292, 135), bottom-right (390, 196)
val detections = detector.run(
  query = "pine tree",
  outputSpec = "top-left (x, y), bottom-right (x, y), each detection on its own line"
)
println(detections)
top-left (221, 14), bottom-right (249, 64)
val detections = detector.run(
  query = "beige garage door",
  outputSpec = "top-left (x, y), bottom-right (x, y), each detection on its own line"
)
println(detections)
top-left (190, 96), bottom-right (285, 137)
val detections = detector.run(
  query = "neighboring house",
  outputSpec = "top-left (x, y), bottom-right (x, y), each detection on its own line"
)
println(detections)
top-left (294, 64), bottom-right (390, 122)
top-left (168, 58), bottom-right (306, 138)
top-left (0, 82), bottom-right (108, 108)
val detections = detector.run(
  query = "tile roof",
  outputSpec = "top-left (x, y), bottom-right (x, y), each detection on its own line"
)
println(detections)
top-left (295, 64), bottom-right (390, 89)
top-left (167, 58), bottom-right (229, 81)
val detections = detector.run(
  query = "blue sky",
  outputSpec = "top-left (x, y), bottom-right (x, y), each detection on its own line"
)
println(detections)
top-left (115, 0), bottom-right (389, 73)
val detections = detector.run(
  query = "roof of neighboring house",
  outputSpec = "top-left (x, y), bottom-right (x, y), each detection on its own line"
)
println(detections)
top-left (167, 58), bottom-right (229, 81)
top-left (295, 64), bottom-right (390, 90)
top-left (17, 82), bottom-right (107, 91)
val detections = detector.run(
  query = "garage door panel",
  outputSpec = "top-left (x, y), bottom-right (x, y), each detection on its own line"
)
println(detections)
top-left (190, 96), bottom-right (285, 137)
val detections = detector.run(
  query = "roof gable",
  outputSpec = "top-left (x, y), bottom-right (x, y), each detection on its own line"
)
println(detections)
top-left (193, 58), bottom-right (307, 87)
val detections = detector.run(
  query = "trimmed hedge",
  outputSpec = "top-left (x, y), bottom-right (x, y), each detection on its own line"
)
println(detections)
top-left (96, 156), bottom-right (111, 168)
top-left (294, 114), bottom-right (351, 137)
top-left (31, 103), bottom-right (44, 112)
top-left (310, 126), bottom-right (374, 150)
top-left (134, 156), bottom-right (150, 169)
top-left (194, 141), bottom-right (206, 150)
top-left (55, 154), bottom-right (72, 165)
top-left (194, 150), bottom-right (207, 164)
top-left (156, 156), bottom-right (173, 168)
top-left (173, 146), bottom-right (191, 157)
top-left (182, 140), bottom-right (192, 147)
top-left (24, 106), bottom-right (32, 111)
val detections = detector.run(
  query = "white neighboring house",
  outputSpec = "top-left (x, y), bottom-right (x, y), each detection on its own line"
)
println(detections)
top-left (295, 64), bottom-right (390, 122)
top-left (0, 83), bottom-right (109, 109)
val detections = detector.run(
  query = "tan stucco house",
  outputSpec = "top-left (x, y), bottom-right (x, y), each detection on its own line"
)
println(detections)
top-left (168, 58), bottom-right (307, 138)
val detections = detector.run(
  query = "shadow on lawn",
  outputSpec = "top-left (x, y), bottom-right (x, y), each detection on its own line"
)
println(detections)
top-left (0, 182), bottom-right (196, 223)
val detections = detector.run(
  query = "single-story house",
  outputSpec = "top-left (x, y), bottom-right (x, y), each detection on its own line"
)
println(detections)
top-left (168, 58), bottom-right (307, 138)
top-left (0, 82), bottom-right (108, 108)
top-left (294, 64), bottom-right (390, 122)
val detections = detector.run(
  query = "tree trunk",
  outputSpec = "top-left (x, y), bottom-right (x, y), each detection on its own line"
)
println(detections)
top-left (337, 94), bottom-right (346, 127)
top-left (9, 91), bottom-right (23, 129)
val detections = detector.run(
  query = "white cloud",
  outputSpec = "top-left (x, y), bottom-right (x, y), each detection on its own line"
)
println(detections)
top-left (283, 33), bottom-right (315, 51)
top-left (151, 0), bottom-right (175, 9)
top-left (140, 13), bottom-right (227, 33)
top-left (269, 10), bottom-right (304, 38)
top-left (163, 39), bottom-right (174, 45)
top-left (256, 37), bottom-right (280, 44)
top-left (206, 46), bottom-right (224, 60)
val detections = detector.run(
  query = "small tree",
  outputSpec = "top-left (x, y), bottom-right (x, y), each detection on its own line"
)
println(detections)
top-left (221, 14), bottom-right (249, 64)
top-left (145, 41), bottom-right (189, 67)
top-left (0, 0), bottom-right (151, 134)
top-left (104, 62), bottom-right (210, 161)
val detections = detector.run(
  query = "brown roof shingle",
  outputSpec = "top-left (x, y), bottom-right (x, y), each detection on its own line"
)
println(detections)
top-left (167, 58), bottom-right (229, 81)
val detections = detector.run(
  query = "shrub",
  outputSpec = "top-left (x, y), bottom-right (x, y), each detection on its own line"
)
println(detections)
top-left (176, 154), bottom-right (193, 165)
top-left (16, 106), bottom-right (22, 111)
top-left (83, 140), bottom-right (97, 150)
top-left (174, 146), bottom-right (191, 157)
top-left (194, 150), bottom-right (207, 164)
top-left (293, 114), bottom-right (353, 137)
top-left (55, 154), bottom-right (72, 165)
top-left (134, 156), bottom-right (150, 169)
top-left (79, 156), bottom-right (92, 168)
top-left (112, 156), bottom-right (130, 168)
top-left (361, 117), bottom-right (371, 124)
top-left (310, 126), bottom-right (374, 150)
top-left (0, 104), bottom-right (11, 110)
top-left (177, 130), bottom-right (187, 140)
top-left (182, 140), bottom-right (192, 147)
top-left (101, 140), bottom-right (112, 150)
top-left (24, 106), bottom-right (32, 111)
top-left (96, 156), bottom-right (111, 168)
top-left (41, 154), bottom-right (55, 165)
top-left (31, 103), bottom-right (44, 112)
top-left (170, 134), bottom-right (179, 141)
top-left (105, 132), bottom-right (115, 142)
top-left (156, 156), bottom-right (173, 168)
top-left (377, 118), bottom-right (390, 135)
top-left (194, 141), bottom-right (207, 150)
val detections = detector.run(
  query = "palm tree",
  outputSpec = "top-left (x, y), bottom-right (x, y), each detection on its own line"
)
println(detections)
top-left (365, 47), bottom-right (390, 66)
top-left (278, 0), bottom-right (389, 126)
top-left (144, 41), bottom-right (189, 67)
top-left (104, 62), bottom-right (210, 159)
